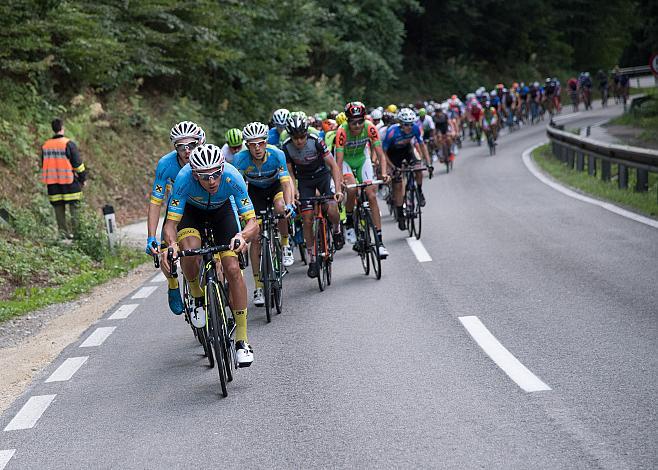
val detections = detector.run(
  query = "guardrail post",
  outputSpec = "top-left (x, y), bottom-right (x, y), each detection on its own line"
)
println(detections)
top-left (588, 154), bottom-right (597, 176)
top-left (576, 152), bottom-right (585, 171)
top-left (567, 148), bottom-right (575, 168)
top-left (618, 164), bottom-right (628, 189)
top-left (601, 159), bottom-right (611, 181)
top-left (636, 169), bottom-right (649, 192)
top-left (586, 126), bottom-right (591, 137)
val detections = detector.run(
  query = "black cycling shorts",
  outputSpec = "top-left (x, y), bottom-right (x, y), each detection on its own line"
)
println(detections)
top-left (249, 182), bottom-right (283, 215)
top-left (176, 201), bottom-right (239, 250)
top-left (387, 145), bottom-right (419, 169)
top-left (298, 173), bottom-right (335, 213)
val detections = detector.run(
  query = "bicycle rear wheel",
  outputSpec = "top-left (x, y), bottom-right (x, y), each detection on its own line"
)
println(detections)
top-left (261, 241), bottom-right (272, 323)
top-left (325, 224), bottom-right (333, 286)
top-left (217, 282), bottom-right (233, 383)
top-left (273, 236), bottom-right (283, 314)
top-left (207, 281), bottom-right (228, 397)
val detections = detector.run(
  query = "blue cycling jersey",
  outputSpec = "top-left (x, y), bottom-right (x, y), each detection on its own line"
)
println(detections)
top-left (232, 145), bottom-right (291, 189)
top-left (382, 123), bottom-right (422, 152)
top-left (150, 150), bottom-right (182, 205)
top-left (166, 163), bottom-right (255, 222)
top-left (267, 127), bottom-right (282, 147)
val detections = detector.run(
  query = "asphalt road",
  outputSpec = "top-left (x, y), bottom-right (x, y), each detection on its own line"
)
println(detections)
top-left (1, 100), bottom-right (657, 469)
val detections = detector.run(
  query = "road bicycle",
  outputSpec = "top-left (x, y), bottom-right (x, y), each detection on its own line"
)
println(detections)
top-left (398, 165), bottom-right (426, 240)
top-left (300, 195), bottom-right (336, 291)
top-left (167, 223), bottom-right (244, 397)
top-left (346, 179), bottom-right (384, 280)
top-left (484, 126), bottom-right (496, 156)
top-left (257, 206), bottom-right (285, 322)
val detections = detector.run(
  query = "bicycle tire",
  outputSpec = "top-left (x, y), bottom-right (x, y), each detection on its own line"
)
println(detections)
top-left (207, 280), bottom-right (228, 397)
top-left (216, 282), bottom-right (233, 383)
top-left (356, 210), bottom-right (370, 275)
top-left (406, 184), bottom-right (415, 238)
top-left (325, 223), bottom-right (333, 286)
top-left (182, 279), bottom-right (200, 341)
top-left (364, 210), bottom-right (381, 280)
top-left (261, 240), bottom-right (272, 323)
top-left (273, 236), bottom-right (283, 314)
top-left (414, 187), bottom-right (422, 240)
top-left (315, 223), bottom-right (326, 291)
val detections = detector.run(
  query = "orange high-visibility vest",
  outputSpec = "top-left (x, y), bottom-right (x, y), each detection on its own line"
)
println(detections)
top-left (41, 137), bottom-right (74, 185)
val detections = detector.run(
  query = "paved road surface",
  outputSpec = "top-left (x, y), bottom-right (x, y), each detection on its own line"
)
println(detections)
top-left (1, 101), bottom-right (656, 469)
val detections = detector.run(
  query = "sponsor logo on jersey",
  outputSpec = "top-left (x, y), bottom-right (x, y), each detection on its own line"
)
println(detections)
top-left (171, 199), bottom-right (180, 207)
top-left (155, 184), bottom-right (164, 193)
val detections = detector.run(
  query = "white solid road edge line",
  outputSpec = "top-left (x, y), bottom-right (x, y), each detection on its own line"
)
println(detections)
top-left (108, 303), bottom-right (139, 320)
top-left (79, 327), bottom-right (116, 348)
top-left (45, 357), bottom-right (89, 383)
top-left (522, 143), bottom-right (658, 229)
top-left (4, 395), bottom-right (57, 431)
top-left (406, 237), bottom-right (432, 262)
top-left (0, 449), bottom-right (16, 470)
top-left (150, 272), bottom-right (166, 283)
top-left (459, 316), bottom-right (551, 393)
top-left (131, 285), bottom-right (158, 299)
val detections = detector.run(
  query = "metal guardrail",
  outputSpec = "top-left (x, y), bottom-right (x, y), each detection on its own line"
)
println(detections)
top-left (546, 121), bottom-right (658, 200)
top-left (612, 65), bottom-right (651, 76)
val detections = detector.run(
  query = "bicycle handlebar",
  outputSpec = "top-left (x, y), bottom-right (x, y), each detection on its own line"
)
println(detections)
top-left (345, 179), bottom-right (383, 189)
top-left (150, 241), bottom-right (160, 269)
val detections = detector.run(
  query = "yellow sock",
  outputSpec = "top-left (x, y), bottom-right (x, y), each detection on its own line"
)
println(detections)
top-left (282, 235), bottom-right (289, 246)
top-left (253, 272), bottom-right (263, 289)
top-left (233, 308), bottom-right (248, 342)
top-left (167, 276), bottom-right (179, 290)
top-left (189, 276), bottom-right (203, 298)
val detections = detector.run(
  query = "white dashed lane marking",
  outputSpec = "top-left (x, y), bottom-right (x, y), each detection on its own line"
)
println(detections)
top-left (79, 327), bottom-right (116, 348)
top-left (131, 285), bottom-right (158, 299)
top-left (406, 237), bottom-right (432, 262)
top-left (4, 395), bottom-right (56, 431)
top-left (0, 449), bottom-right (16, 470)
top-left (45, 357), bottom-right (89, 383)
top-left (150, 272), bottom-right (166, 283)
top-left (108, 304), bottom-right (139, 320)
top-left (459, 316), bottom-right (551, 393)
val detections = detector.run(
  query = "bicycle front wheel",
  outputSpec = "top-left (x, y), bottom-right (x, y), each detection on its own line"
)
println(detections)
top-left (364, 210), bottom-right (382, 280)
top-left (356, 211), bottom-right (370, 275)
top-left (207, 281), bottom-right (228, 397)
top-left (315, 223), bottom-right (326, 291)
top-left (414, 188), bottom-right (423, 240)
top-left (406, 186), bottom-right (415, 238)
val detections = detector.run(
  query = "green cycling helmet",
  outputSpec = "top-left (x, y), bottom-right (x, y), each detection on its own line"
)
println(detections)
top-left (225, 128), bottom-right (243, 147)
top-left (418, 108), bottom-right (427, 117)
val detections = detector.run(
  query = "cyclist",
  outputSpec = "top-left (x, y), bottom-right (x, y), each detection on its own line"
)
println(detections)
top-left (382, 108), bottom-right (429, 230)
top-left (221, 128), bottom-right (245, 164)
top-left (232, 122), bottom-right (295, 307)
top-left (322, 119), bottom-right (338, 154)
top-left (433, 106), bottom-right (452, 163)
top-left (335, 101), bottom-right (390, 258)
top-left (567, 76), bottom-right (579, 111)
top-left (282, 115), bottom-right (344, 278)
top-left (267, 108), bottom-right (290, 148)
top-left (597, 70), bottom-right (609, 106)
top-left (482, 106), bottom-right (499, 142)
top-left (417, 108), bottom-right (438, 156)
top-left (161, 144), bottom-right (258, 367)
top-left (146, 121), bottom-right (205, 316)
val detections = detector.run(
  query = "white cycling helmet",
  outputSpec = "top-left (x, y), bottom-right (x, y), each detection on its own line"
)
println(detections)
top-left (397, 108), bottom-right (416, 124)
top-left (272, 108), bottom-right (290, 127)
top-left (170, 121), bottom-right (204, 144)
top-left (242, 122), bottom-right (268, 141)
top-left (371, 108), bottom-right (383, 120)
top-left (190, 144), bottom-right (225, 172)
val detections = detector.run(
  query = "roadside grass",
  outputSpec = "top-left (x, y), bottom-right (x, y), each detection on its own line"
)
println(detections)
top-left (608, 88), bottom-right (658, 146)
top-left (531, 144), bottom-right (658, 218)
top-left (0, 200), bottom-right (146, 323)
top-left (0, 246), bottom-right (145, 323)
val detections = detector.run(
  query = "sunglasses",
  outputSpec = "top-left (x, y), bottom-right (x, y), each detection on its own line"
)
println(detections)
top-left (401, 122), bottom-right (413, 127)
top-left (229, 145), bottom-right (242, 152)
top-left (247, 140), bottom-right (267, 147)
top-left (175, 141), bottom-right (198, 151)
top-left (195, 169), bottom-right (222, 181)
top-left (349, 119), bottom-right (365, 125)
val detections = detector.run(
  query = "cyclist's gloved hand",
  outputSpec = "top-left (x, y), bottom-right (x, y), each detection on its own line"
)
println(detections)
top-left (428, 165), bottom-right (434, 179)
top-left (146, 236), bottom-right (158, 255)
top-left (285, 203), bottom-right (296, 218)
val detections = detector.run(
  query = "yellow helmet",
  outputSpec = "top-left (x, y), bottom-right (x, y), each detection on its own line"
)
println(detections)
top-left (336, 112), bottom-right (347, 126)
top-left (385, 104), bottom-right (398, 113)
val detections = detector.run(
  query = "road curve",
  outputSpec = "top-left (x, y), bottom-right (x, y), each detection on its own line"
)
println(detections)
top-left (1, 100), bottom-right (656, 469)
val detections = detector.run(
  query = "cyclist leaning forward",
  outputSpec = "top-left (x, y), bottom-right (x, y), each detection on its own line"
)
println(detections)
top-left (382, 108), bottom-right (431, 231)
top-left (232, 122), bottom-right (295, 307)
top-left (335, 101), bottom-right (390, 258)
top-left (282, 115), bottom-right (345, 278)
top-left (161, 144), bottom-right (258, 366)
top-left (146, 121), bottom-right (205, 316)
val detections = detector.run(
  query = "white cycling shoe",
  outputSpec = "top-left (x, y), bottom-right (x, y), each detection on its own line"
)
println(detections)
top-left (253, 288), bottom-right (264, 307)
top-left (190, 305), bottom-right (206, 328)
top-left (378, 244), bottom-right (389, 258)
top-left (236, 340), bottom-right (254, 367)
top-left (345, 227), bottom-right (357, 244)
top-left (282, 245), bottom-right (294, 267)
